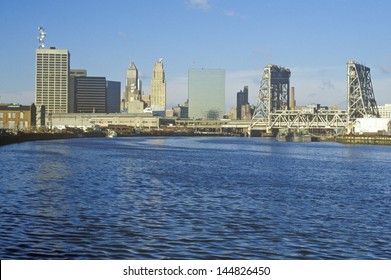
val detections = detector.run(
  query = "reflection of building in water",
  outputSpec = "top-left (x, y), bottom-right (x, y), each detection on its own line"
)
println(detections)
top-left (188, 68), bottom-right (225, 120)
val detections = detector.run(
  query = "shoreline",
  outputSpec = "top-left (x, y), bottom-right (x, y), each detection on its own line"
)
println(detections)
top-left (0, 132), bottom-right (105, 147)
top-left (0, 131), bottom-right (238, 147)
top-left (4, 132), bottom-right (391, 147)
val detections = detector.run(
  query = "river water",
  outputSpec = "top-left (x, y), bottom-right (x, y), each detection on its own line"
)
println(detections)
top-left (0, 137), bottom-right (390, 259)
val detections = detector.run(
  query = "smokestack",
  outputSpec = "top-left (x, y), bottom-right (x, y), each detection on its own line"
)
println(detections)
top-left (290, 86), bottom-right (296, 110)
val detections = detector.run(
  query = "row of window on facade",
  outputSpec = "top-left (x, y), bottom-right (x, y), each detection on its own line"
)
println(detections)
top-left (0, 112), bottom-right (25, 119)
top-left (0, 121), bottom-right (29, 129)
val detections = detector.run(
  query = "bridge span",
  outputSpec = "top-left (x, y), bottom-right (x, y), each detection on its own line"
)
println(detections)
top-left (249, 61), bottom-right (380, 135)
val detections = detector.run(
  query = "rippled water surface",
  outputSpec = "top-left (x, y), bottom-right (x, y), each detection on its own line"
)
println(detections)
top-left (1, 137), bottom-right (391, 259)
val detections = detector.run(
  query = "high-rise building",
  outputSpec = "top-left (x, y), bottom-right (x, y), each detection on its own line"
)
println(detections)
top-left (188, 68), bottom-right (225, 120)
top-left (35, 48), bottom-right (70, 114)
top-left (106, 81), bottom-right (121, 113)
top-left (236, 86), bottom-right (248, 119)
top-left (150, 59), bottom-right (166, 115)
top-left (122, 62), bottom-right (142, 113)
top-left (69, 69), bottom-right (87, 113)
top-left (75, 77), bottom-right (107, 113)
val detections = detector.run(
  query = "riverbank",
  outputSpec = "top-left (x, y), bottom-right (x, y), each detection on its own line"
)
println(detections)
top-left (0, 132), bottom-right (106, 146)
top-left (336, 135), bottom-right (391, 145)
top-left (0, 130), bottom-right (238, 147)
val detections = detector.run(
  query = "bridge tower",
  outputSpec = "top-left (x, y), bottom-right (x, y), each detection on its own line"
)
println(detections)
top-left (251, 64), bottom-right (291, 129)
top-left (347, 61), bottom-right (379, 124)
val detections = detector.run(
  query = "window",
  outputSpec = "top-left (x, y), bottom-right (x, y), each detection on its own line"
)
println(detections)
top-left (8, 121), bottom-right (15, 129)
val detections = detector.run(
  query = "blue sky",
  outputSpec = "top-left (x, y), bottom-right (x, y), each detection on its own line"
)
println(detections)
top-left (0, 0), bottom-right (390, 110)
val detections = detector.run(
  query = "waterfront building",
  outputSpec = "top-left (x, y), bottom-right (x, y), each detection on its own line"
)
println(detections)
top-left (188, 68), bottom-right (225, 120)
top-left (50, 113), bottom-right (160, 130)
top-left (355, 118), bottom-right (391, 134)
top-left (0, 103), bottom-right (36, 130)
top-left (106, 81), bottom-right (121, 113)
top-left (150, 59), bottom-right (167, 116)
top-left (75, 77), bottom-right (107, 113)
top-left (69, 69), bottom-right (87, 113)
top-left (226, 107), bottom-right (237, 120)
top-left (236, 86), bottom-right (249, 120)
top-left (122, 62), bottom-right (142, 112)
top-left (378, 104), bottom-right (391, 118)
top-left (35, 47), bottom-right (70, 114)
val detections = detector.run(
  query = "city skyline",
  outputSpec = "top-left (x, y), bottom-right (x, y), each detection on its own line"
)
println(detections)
top-left (1, 0), bottom-right (391, 110)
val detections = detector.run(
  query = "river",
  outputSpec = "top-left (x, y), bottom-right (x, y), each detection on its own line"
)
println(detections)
top-left (0, 137), bottom-right (390, 259)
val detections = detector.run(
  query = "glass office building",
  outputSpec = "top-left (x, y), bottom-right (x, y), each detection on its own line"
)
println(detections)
top-left (188, 68), bottom-right (225, 120)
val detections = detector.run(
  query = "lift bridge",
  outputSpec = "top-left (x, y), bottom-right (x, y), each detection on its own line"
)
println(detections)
top-left (249, 60), bottom-right (380, 134)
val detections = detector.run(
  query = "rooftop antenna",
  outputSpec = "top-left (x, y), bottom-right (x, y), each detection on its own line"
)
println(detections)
top-left (37, 26), bottom-right (46, 49)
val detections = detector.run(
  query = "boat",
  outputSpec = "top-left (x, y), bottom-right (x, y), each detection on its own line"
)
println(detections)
top-left (276, 129), bottom-right (293, 142)
top-left (106, 129), bottom-right (117, 138)
top-left (276, 129), bottom-right (316, 142)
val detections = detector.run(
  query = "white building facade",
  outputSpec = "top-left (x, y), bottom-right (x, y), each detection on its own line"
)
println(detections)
top-left (35, 48), bottom-right (70, 114)
top-left (378, 104), bottom-right (391, 118)
top-left (150, 59), bottom-right (166, 115)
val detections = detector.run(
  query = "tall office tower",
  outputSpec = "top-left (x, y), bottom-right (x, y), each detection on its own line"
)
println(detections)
top-left (75, 77), bottom-right (107, 113)
top-left (150, 59), bottom-right (166, 115)
top-left (188, 68), bottom-right (225, 120)
top-left (122, 62), bottom-right (142, 112)
top-left (236, 86), bottom-right (249, 119)
top-left (106, 81), bottom-right (121, 113)
top-left (69, 69), bottom-right (87, 113)
top-left (35, 47), bottom-right (70, 114)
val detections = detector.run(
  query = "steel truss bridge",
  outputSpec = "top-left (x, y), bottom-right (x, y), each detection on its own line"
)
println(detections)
top-left (249, 60), bottom-right (380, 134)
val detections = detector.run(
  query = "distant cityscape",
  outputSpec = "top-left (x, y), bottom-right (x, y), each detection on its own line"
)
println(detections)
top-left (0, 26), bottom-right (391, 136)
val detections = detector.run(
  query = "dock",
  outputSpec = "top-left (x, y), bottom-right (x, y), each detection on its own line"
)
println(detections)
top-left (336, 135), bottom-right (391, 145)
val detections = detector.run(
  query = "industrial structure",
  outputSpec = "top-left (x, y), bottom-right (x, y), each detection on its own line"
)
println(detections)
top-left (250, 61), bottom-right (380, 135)
top-left (347, 60), bottom-right (380, 123)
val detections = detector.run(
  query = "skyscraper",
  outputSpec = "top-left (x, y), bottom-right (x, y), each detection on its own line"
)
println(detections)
top-left (69, 69), bottom-right (87, 113)
top-left (122, 62), bottom-right (142, 112)
top-left (188, 68), bottom-right (225, 120)
top-left (106, 81), bottom-right (121, 113)
top-left (75, 77), bottom-right (107, 113)
top-left (150, 59), bottom-right (166, 115)
top-left (35, 48), bottom-right (70, 114)
top-left (236, 86), bottom-right (248, 119)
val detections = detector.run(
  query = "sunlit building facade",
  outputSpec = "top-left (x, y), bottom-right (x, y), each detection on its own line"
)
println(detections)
top-left (35, 48), bottom-right (70, 114)
top-left (150, 59), bottom-right (166, 115)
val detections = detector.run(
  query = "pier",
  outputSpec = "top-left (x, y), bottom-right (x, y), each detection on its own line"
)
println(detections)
top-left (336, 135), bottom-right (391, 145)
